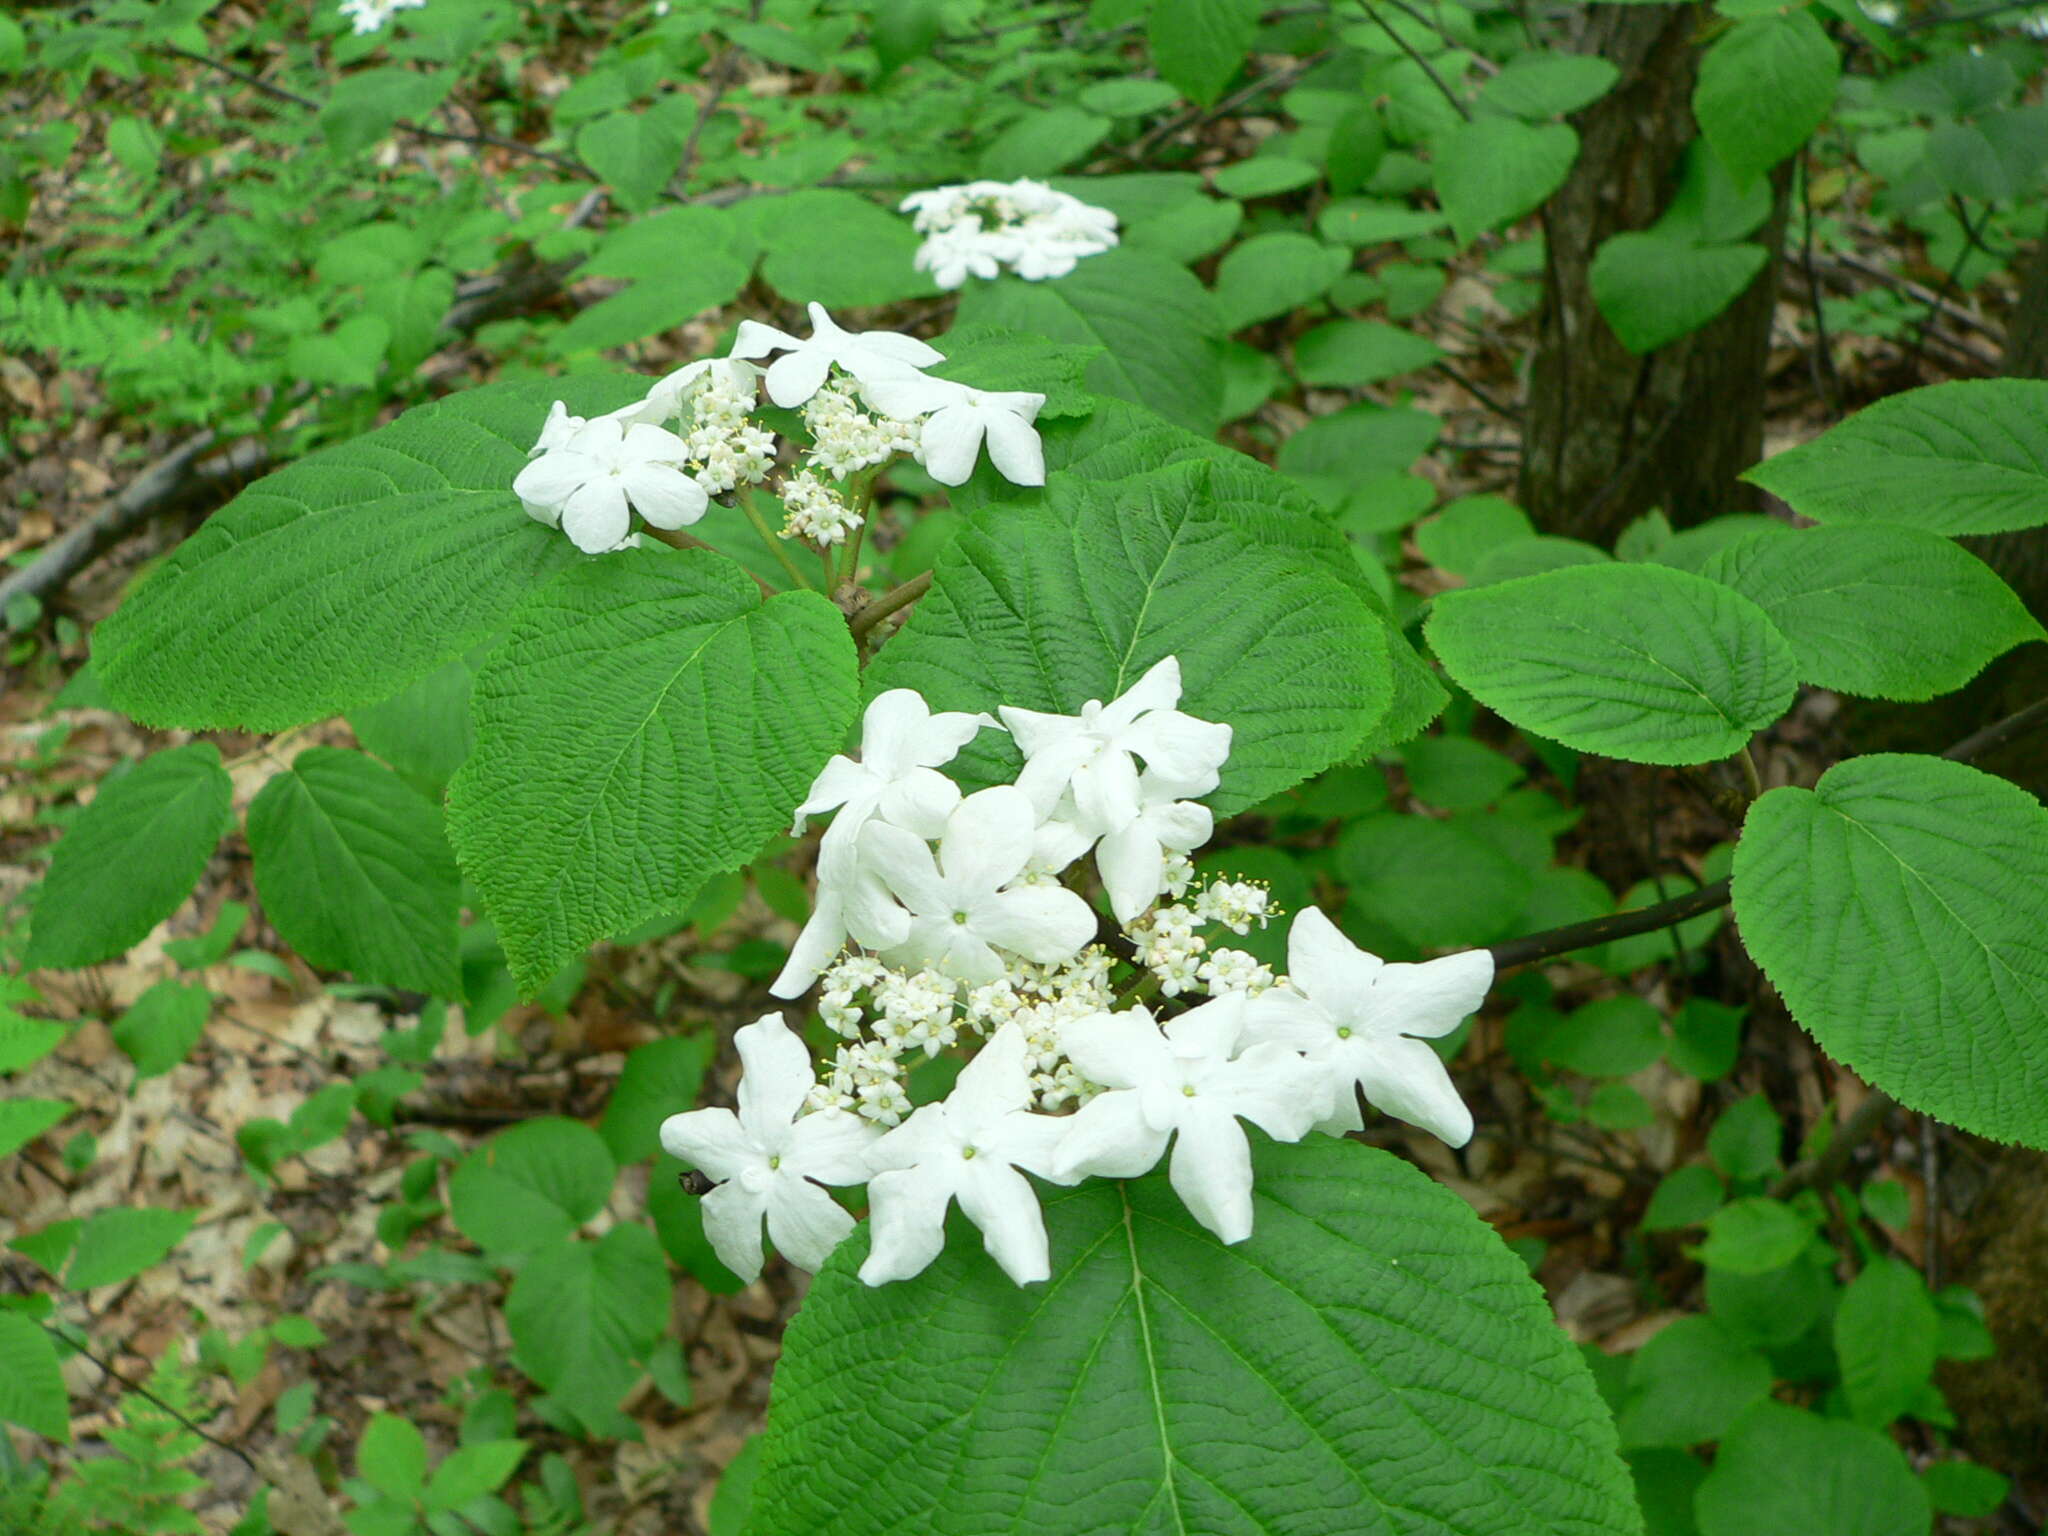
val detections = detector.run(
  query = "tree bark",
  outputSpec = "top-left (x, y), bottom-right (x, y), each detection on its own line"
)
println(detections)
top-left (1519, 3), bottom-right (1788, 544)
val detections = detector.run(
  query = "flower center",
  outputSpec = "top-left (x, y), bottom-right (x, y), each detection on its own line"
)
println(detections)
top-left (768, 1154), bottom-right (782, 1170)
top-left (960, 1145), bottom-right (977, 1160)
top-left (952, 911), bottom-right (971, 926)
top-left (1182, 1084), bottom-right (1197, 1097)
top-left (1336, 1026), bottom-right (1352, 1039)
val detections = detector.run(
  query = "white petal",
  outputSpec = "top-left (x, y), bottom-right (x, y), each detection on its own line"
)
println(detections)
top-left (857, 690), bottom-right (937, 776)
top-left (1101, 656), bottom-right (1183, 730)
top-left (859, 373), bottom-right (968, 420)
top-left (765, 348), bottom-right (833, 408)
top-left (1097, 818), bottom-right (1166, 925)
top-left (700, 1179), bottom-right (769, 1284)
top-left (1122, 710), bottom-right (1232, 789)
top-left (956, 1160), bottom-right (1050, 1284)
top-left (1162, 991), bottom-right (1248, 1062)
top-left (1051, 1090), bottom-right (1170, 1181)
top-left (849, 325), bottom-right (944, 369)
top-left (905, 709), bottom-right (999, 771)
top-left (938, 785), bottom-right (1036, 894)
top-left (1168, 1105), bottom-right (1257, 1244)
top-left (986, 1108), bottom-right (1075, 1183)
top-left (860, 820), bottom-right (950, 914)
top-left (657, 1107), bottom-right (757, 1183)
top-left (858, 1166), bottom-right (956, 1286)
top-left (730, 319), bottom-right (802, 360)
top-left (512, 449), bottom-right (593, 508)
top-left (998, 704), bottom-right (1083, 761)
top-left (865, 1102), bottom-right (953, 1175)
top-left (838, 864), bottom-right (914, 952)
top-left (1213, 1041), bottom-right (1322, 1143)
top-left (733, 1012), bottom-right (814, 1142)
top-left (787, 1107), bottom-right (880, 1185)
top-left (521, 497), bottom-right (563, 529)
top-left (618, 422), bottom-right (691, 466)
top-left (771, 889), bottom-right (847, 998)
top-left (1012, 737), bottom-right (1096, 819)
top-left (1241, 986), bottom-right (1334, 1053)
top-left (623, 463), bottom-right (710, 529)
top-left (928, 928), bottom-right (1006, 986)
top-left (877, 768), bottom-right (962, 841)
top-left (973, 885), bottom-right (1095, 965)
top-left (1358, 950), bottom-right (1494, 1041)
top-left (981, 407), bottom-right (1045, 487)
top-left (1346, 1034), bottom-right (1474, 1148)
top-left (1287, 906), bottom-right (1380, 1023)
top-left (918, 407), bottom-right (983, 486)
top-left (763, 1174), bottom-right (857, 1273)
top-left (791, 755), bottom-right (874, 833)
top-left (945, 1023), bottom-right (1036, 1126)
top-left (559, 480), bottom-right (631, 554)
top-left (1058, 1007), bottom-right (1171, 1094)
top-left (1142, 796), bottom-right (1213, 856)
top-left (1030, 816), bottom-right (1097, 876)
top-left (1069, 749), bottom-right (1142, 833)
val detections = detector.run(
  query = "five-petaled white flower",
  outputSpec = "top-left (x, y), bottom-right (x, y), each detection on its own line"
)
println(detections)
top-left (790, 689), bottom-right (999, 853)
top-left (512, 416), bottom-right (708, 553)
top-left (732, 302), bottom-right (943, 409)
top-left (859, 1025), bottom-right (1071, 1285)
top-left (658, 1012), bottom-right (878, 1282)
top-left (1094, 772), bottom-right (1215, 925)
top-left (1244, 906), bottom-right (1490, 1148)
top-left (858, 375), bottom-right (1047, 487)
top-left (616, 356), bottom-right (764, 428)
top-left (1001, 657), bottom-right (1232, 831)
top-left (770, 834), bottom-right (913, 1000)
top-left (860, 785), bottom-right (1096, 985)
top-left (1053, 992), bottom-right (1322, 1243)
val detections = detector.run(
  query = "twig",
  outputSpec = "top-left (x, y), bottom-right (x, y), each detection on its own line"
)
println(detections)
top-left (1432, 360), bottom-right (1521, 421)
top-left (847, 570), bottom-right (932, 642)
top-left (1770, 1089), bottom-right (1896, 1197)
top-left (1128, 51), bottom-right (1335, 161)
top-left (673, 0), bottom-right (763, 196)
top-left (1358, 1), bottom-right (1470, 120)
top-left (1797, 148), bottom-right (1842, 417)
top-left (1941, 695), bottom-right (2048, 762)
top-left (1822, 250), bottom-right (2003, 340)
top-left (42, 1320), bottom-right (258, 1473)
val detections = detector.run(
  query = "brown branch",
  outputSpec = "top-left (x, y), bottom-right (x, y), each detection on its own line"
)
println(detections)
top-left (847, 570), bottom-right (932, 642)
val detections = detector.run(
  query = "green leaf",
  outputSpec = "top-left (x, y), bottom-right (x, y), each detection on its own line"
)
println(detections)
top-left (1338, 814), bottom-right (1533, 949)
top-left (111, 980), bottom-right (212, 1082)
top-left (1617, 1316), bottom-right (1772, 1448)
top-left (1078, 78), bottom-right (1181, 117)
top-left (1642, 1163), bottom-right (1725, 1231)
top-left (448, 1117), bottom-right (617, 1258)
top-left (287, 313), bottom-right (392, 392)
top-left (0, 1312), bottom-right (68, 1442)
top-left (26, 745), bottom-right (231, 968)
top-left (0, 1098), bottom-right (71, 1159)
top-left (1743, 380), bottom-right (2048, 535)
top-left (1278, 404), bottom-right (1440, 490)
top-left (1695, 1198), bottom-right (1812, 1275)
top-left (1590, 235), bottom-right (1768, 354)
top-left (320, 67), bottom-right (453, 158)
top-left (505, 1226), bottom-right (669, 1437)
top-left (1703, 525), bottom-right (2042, 700)
top-left (552, 206), bottom-right (755, 354)
top-left (358, 1412), bottom-right (428, 1499)
top-left (1414, 494), bottom-right (1534, 577)
top-left (95, 376), bottom-right (648, 732)
top-left (1400, 735), bottom-right (1523, 811)
top-left (66, 1205), bottom-right (197, 1290)
top-left (575, 96), bottom-right (695, 212)
top-left (866, 462), bottom-right (1392, 818)
top-left (599, 1035), bottom-right (713, 1164)
top-left (0, 1011), bottom-right (66, 1075)
top-left (248, 748), bottom-right (462, 998)
top-left (977, 106), bottom-right (1111, 179)
top-left (1544, 995), bottom-right (1664, 1077)
top-left (1210, 156), bottom-right (1320, 198)
top-left (164, 900), bottom-right (249, 971)
top-left (446, 546), bottom-right (857, 994)
top-left (425, 1440), bottom-right (529, 1511)
top-left (872, 0), bottom-right (943, 76)
top-left (1293, 319), bottom-right (1444, 387)
top-left (1426, 563), bottom-right (1797, 765)
top-left (1733, 754), bottom-right (2048, 1146)
top-left (955, 249), bottom-right (1224, 433)
top-left (1212, 232), bottom-right (1350, 329)
top-left (1707, 1094), bottom-right (1780, 1182)
top-left (1693, 13), bottom-right (1840, 182)
top-left (708, 1437), bottom-right (763, 1536)
top-left (1434, 118), bottom-right (1578, 247)
top-left (1479, 54), bottom-right (1621, 119)
top-left (1147, 0), bottom-right (1259, 104)
top-left (1695, 1403), bottom-right (1929, 1536)
top-left (1317, 197), bottom-right (1449, 245)
top-left (1922, 1461), bottom-right (2009, 1518)
top-left (347, 657), bottom-right (475, 798)
top-left (1835, 1258), bottom-right (1938, 1428)
top-left (926, 325), bottom-right (1101, 418)
top-left (745, 1137), bottom-right (1639, 1536)
top-left (751, 189), bottom-right (938, 309)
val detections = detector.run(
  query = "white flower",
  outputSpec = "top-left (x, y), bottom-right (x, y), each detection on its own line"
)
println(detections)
top-left (791, 689), bottom-right (999, 851)
top-left (658, 1012), bottom-right (878, 1282)
top-left (529, 399), bottom-right (585, 457)
top-left (620, 356), bottom-right (764, 428)
top-left (860, 786), bottom-right (1097, 985)
top-left (770, 834), bottom-right (912, 999)
top-left (1095, 772), bottom-right (1215, 924)
top-left (913, 225), bottom-right (1014, 290)
top-left (897, 180), bottom-right (1118, 286)
top-left (731, 301), bottom-right (943, 408)
top-left (779, 470), bottom-right (864, 545)
top-left (511, 416), bottom-right (708, 553)
top-left (1244, 906), bottom-right (1490, 1147)
top-left (858, 375), bottom-right (1047, 487)
top-left (1052, 993), bottom-right (1322, 1244)
top-left (859, 1026), bottom-right (1071, 1285)
top-left (1000, 656), bottom-right (1233, 829)
top-left (338, 0), bottom-right (426, 35)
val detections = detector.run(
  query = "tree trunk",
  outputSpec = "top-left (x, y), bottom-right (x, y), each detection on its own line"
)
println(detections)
top-left (1519, 3), bottom-right (1788, 545)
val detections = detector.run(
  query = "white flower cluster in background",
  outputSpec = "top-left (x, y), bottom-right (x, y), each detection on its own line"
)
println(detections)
top-left (660, 659), bottom-right (1495, 1290)
top-left (901, 179), bottom-right (1120, 289)
top-left (338, 0), bottom-right (426, 34)
top-left (513, 303), bottom-right (1047, 554)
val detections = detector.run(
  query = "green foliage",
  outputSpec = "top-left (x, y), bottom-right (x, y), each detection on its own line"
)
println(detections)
top-left (1694, 1403), bottom-right (1928, 1536)
top-left (1693, 12), bottom-right (1841, 182)
top-left (448, 1118), bottom-right (617, 1260)
top-left (447, 545), bottom-right (858, 993)
top-left (1427, 563), bottom-right (1797, 765)
top-left (26, 745), bottom-right (232, 969)
top-left (505, 1226), bottom-right (669, 1439)
top-left (1734, 754), bottom-right (2048, 1146)
top-left (1433, 117), bottom-right (1578, 248)
top-left (66, 1206), bottom-right (198, 1290)
top-left (746, 1138), bottom-right (1639, 1535)
top-left (42, 1352), bottom-right (208, 1534)
top-left (111, 980), bottom-right (211, 1082)
top-left (0, 1311), bottom-right (68, 1441)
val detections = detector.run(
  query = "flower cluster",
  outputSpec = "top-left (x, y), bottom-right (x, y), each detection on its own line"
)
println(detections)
top-left (900, 179), bottom-right (1120, 289)
top-left (661, 661), bottom-right (1494, 1290)
top-left (513, 303), bottom-right (1047, 554)
top-left (338, 0), bottom-right (425, 33)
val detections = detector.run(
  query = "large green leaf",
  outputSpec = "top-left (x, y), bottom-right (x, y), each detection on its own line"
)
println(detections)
top-left (1426, 563), bottom-right (1798, 765)
top-left (955, 249), bottom-right (1224, 434)
top-left (1146, 0), bottom-right (1259, 104)
top-left (1212, 231), bottom-right (1350, 329)
top-left (1834, 1258), bottom-right (1938, 1428)
top-left (1703, 525), bottom-right (2043, 700)
top-left (744, 1137), bottom-right (1640, 1536)
top-left (865, 462), bottom-right (1393, 817)
top-left (1693, 13), bottom-right (1840, 182)
top-left (247, 748), bottom-right (462, 998)
top-left (95, 377), bottom-right (648, 731)
top-left (446, 545), bottom-right (858, 993)
top-left (750, 189), bottom-right (939, 309)
top-left (66, 1206), bottom-right (196, 1290)
top-left (1733, 754), bottom-right (2048, 1146)
top-left (25, 744), bottom-right (231, 968)
top-left (1743, 380), bottom-right (2048, 535)
top-left (575, 96), bottom-right (695, 213)
top-left (1694, 1403), bottom-right (1928, 1536)
top-left (551, 205), bottom-right (756, 355)
top-left (1589, 235), bottom-right (1767, 355)
top-left (505, 1225), bottom-right (669, 1439)
top-left (448, 1117), bottom-right (617, 1258)
top-left (0, 1312), bottom-right (68, 1442)
top-left (1433, 117), bottom-right (1578, 247)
